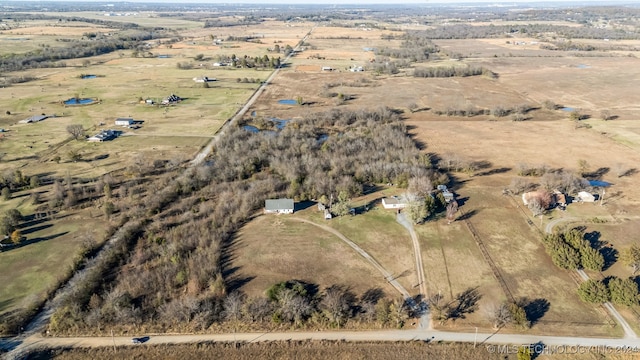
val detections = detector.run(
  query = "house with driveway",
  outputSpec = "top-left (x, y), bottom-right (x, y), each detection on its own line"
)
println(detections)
top-left (382, 196), bottom-right (408, 209)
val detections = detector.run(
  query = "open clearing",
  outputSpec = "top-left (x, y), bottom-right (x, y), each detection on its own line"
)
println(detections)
top-left (0, 205), bottom-right (108, 316)
top-left (233, 215), bottom-right (396, 299)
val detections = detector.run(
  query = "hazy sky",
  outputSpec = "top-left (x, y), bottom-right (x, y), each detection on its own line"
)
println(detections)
top-left (18, 0), bottom-right (621, 3)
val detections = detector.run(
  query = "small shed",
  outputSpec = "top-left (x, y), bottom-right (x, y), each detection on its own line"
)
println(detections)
top-left (264, 198), bottom-right (294, 214)
top-left (19, 115), bottom-right (48, 124)
top-left (577, 191), bottom-right (596, 203)
top-left (382, 196), bottom-right (407, 209)
top-left (442, 190), bottom-right (455, 203)
top-left (115, 118), bottom-right (134, 126)
top-left (193, 76), bottom-right (217, 83)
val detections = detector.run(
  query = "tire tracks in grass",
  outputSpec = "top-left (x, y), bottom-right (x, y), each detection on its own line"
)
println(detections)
top-left (290, 217), bottom-right (412, 301)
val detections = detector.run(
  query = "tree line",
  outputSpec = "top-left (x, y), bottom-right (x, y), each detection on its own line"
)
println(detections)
top-left (0, 30), bottom-right (168, 73)
top-left (406, 24), bottom-right (640, 40)
top-left (413, 65), bottom-right (496, 79)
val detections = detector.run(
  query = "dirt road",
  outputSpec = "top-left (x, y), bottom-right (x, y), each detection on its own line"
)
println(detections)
top-left (396, 213), bottom-right (430, 329)
top-left (7, 328), bottom-right (640, 357)
top-left (190, 27), bottom-right (315, 167)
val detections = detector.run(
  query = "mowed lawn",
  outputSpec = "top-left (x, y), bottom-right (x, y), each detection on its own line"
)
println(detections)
top-left (0, 206), bottom-right (109, 316)
top-left (232, 215), bottom-right (396, 299)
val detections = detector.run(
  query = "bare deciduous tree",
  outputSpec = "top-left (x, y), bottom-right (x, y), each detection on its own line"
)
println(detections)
top-left (321, 285), bottom-right (355, 327)
top-left (66, 124), bottom-right (85, 140)
top-left (223, 291), bottom-right (246, 322)
top-left (408, 176), bottom-right (433, 198)
top-left (485, 302), bottom-right (512, 329)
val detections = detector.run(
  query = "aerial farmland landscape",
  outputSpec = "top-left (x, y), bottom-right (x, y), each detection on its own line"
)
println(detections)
top-left (1, 1), bottom-right (640, 359)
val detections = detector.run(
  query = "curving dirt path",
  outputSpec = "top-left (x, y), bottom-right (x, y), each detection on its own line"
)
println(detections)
top-left (395, 212), bottom-right (431, 330)
top-left (290, 218), bottom-right (412, 300)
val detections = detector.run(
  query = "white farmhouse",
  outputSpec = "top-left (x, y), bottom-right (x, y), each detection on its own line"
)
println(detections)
top-left (381, 196), bottom-right (408, 209)
top-left (264, 199), bottom-right (295, 214)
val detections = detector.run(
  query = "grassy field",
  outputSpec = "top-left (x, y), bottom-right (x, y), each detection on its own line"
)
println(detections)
top-left (0, 204), bottom-right (109, 316)
top-left (232, 215), bottom-right (396, 299)
top-left (3, 8), bottom-right (640, 342)
top-left (415, 218), bottom-right (504, 330)
top-left (28, 340), bottom-right (640, 360)
top-left (297, 194), bottom-right (419, 298)
top-left (460, 178), bottom-right (618, 337)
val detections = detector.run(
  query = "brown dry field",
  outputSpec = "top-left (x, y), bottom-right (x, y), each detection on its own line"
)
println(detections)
top-left (31, 340), bottom-right (514, 360)
top-left (232, 215), bottom-right (397, 299)
top-left (244, 33), bottom-right (640, 336)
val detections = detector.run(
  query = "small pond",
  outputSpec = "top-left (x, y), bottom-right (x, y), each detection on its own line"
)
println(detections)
top-left (64, 98), bottom-right (95, 105)
top-left (243, 125), bottom-right (260, 133)
top-left (272, 118), bottom-right (289, 130)
top-left (560, 107), bottom-right (575, 112)
top-left (81, 75), bottom-right (97, 79)
top-left (588, 180), bottom-right (612, 187)
top-left (278, 99), bottom-right (297, 105)
top-left (243, 118), bottom-right (289, 134)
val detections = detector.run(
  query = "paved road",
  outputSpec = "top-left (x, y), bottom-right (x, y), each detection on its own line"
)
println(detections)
top-left (290, 218), bottom-right (412, 300)
top-left (544, 216), bottom-right (637, 339)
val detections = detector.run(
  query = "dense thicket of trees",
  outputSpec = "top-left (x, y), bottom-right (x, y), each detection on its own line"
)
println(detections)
top-left (542, 228), bottom-right (605, 271)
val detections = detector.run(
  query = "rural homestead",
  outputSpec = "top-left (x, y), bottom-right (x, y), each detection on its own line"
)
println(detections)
top-left (1, 1), bottom-right (639, 359)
